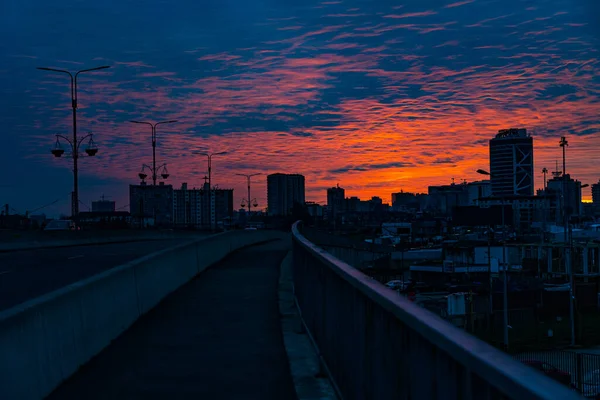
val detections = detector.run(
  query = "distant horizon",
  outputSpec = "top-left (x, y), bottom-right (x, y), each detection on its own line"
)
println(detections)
top-left (11, 160), bottom-right (596, 218)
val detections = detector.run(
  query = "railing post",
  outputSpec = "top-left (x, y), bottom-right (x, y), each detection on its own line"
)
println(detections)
top-left (576, 352), bottom-right (583, 392)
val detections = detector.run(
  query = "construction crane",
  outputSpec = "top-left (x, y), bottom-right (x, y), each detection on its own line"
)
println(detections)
top-left (1, 200), bottom-right (59, 218)
top-left (1, 204), bottom-right (23, 216)
top-left (26, 199), bottom-right (61, 217)
top-left (79, 200), bottom-right (91, 211)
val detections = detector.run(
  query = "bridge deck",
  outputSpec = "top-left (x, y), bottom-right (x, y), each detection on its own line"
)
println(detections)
top-left (47, 240), bottom-right (297, 400)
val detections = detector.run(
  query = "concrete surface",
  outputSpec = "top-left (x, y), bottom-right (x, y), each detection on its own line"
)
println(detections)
top-left (0, 240), bottom-right (182, 311)
top-left (47, 240), bottom-right (297, 400)
top-left (0, 230), bottom-right (208, 252)
top-left (279, 250), bottom-right (338, 400)
top-left (0, 230), bottom-right (283, 400)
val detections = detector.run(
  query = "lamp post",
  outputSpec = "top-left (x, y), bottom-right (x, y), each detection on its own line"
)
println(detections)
top-left (129, 120), bottom-right (178, 185)
top-left (559, 136), bottom-right (576, 346)
top-left (560, 137), bottom-right (569, 248)
top-left (50, 132), bottom-right (98, 218)
top-left (37, 65), bottom-right (110, 222)
top-left (197, 152), bottom-right (227, 231)
top-left (477, 168), bottom-right (509, 351)
top-left (541, 167), bottom-right (549, 243)
top-left (236, 173), bottom-right (262, 214)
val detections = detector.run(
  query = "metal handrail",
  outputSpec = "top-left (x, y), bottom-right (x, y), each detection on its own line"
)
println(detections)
top-left (291, 221), bottom-right (581, 399)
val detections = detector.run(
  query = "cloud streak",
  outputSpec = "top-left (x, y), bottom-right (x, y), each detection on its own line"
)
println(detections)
top-left (1, 0), bottom-right (599, 215)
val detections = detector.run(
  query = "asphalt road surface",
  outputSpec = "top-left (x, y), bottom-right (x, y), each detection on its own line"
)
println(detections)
top-left (0, 240), bottom-right (186, 312)
top-left (47, 240), bottom-right (297, 400)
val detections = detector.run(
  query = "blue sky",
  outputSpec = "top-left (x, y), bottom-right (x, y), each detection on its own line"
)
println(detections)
top-left (1, 0), bottom-right (599, 216)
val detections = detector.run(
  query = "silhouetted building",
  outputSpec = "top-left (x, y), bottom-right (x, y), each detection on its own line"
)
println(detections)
top-left (547, 173), bottom-right (583, 217)
top-left (535, 188), bottom-right (560, 225)
top-left (466, 180), bottom-right (491, 206)
top-left (346, 196), bottom-right (388, 214)
top-left (478, 196), bottom-right (545, 232)
top-left (370, 196), bottom-right (383, 207)
top-left (391, 190), bottom-right (425, 212)
top-left (172, 181), bottom-right (234, 228)
top-left (206, 182), bottom-right (234, 228)
top-left (327, 184), bottom-right (345, 216)
top-left (345, 196), bottom-right (361, 212)
top-left (79, 211), bottom-right (130, 229)
top-left (173, 183), bottom-right (202, 228)
top-left (489, 128), bottom-right (534, 196)
top-left (593, 180), bottom-right (600, 215)
top-left (267, 173), bottom-right (305, 216)
top-left (91, 197), bottom-right (116, 213)
top-left (129, 182), bottom-right (173, 227)
top-left (427, 183), bottom-right (470, 216)
top-left (306, 202), bottom-right (324, 218)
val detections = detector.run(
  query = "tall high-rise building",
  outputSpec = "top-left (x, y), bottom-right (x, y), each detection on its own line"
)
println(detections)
top-left (489, 128), bottom-right (534, 197)
top-left (267, 173), bottom-right (305, 216)
top-left (327, 184), bottom-right (345, 216)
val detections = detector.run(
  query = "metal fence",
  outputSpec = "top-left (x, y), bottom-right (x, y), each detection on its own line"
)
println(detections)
top-left (515, 350), bottom-right (600, 396)
top-left (291, 221), bottom-right (582, 400)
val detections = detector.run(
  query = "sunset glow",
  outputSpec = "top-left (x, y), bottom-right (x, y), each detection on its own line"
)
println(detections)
top-left (1, 0), bottom-right (599, 214)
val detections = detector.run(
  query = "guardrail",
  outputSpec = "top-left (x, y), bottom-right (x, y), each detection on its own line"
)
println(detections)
top-left (0, 230), bottom-right (282, 400)
top-left (291, 221), bottom-right (581, 399)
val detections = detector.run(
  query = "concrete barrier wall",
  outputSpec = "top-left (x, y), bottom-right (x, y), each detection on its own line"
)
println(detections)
top-left (0, 231), bottom-right (208, 252)
top-left (135, 242), bottom-right (200, 315)
top-left (0, 230), bottom-right (283, 400)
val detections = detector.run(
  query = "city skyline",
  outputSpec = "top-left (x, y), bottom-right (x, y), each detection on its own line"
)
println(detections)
top-left (2, 0), bottom-right (599, 216)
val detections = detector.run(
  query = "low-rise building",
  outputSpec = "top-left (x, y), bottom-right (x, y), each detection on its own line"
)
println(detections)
top-left (91, 197), bottom-right (116, 213)
top-left (129, 182), bottom-right (173, 227)
top-left (172, 181), bottom-right (234, 229)
top-left (173, 183), bottom-right (202, 228)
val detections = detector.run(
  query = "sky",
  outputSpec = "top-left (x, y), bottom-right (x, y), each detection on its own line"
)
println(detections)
top-left (1, 0), bottom-right (599, 216)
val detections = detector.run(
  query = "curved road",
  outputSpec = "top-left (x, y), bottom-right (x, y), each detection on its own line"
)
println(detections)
top-left (47, 240), bottom-right (297, 400)
top-left (0, 240), bottom-right (187, 312)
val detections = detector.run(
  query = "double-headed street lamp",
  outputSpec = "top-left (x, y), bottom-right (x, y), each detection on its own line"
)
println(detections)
top-left (236, 173), bottom-right (262, 214)
top-left (196, 151), bottom-right (227, 231)
top-left (37, 65), bottom-right (111, 222)
top-left (129, 120), bottom-right (178, 185)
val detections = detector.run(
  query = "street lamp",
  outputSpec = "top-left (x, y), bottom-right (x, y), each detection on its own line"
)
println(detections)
top-left (541, 167), bottom-right (549, 241)
top-left (38, 65), bottom-right (110, 222)
top-left (560, 136), bottom-right (569, 245)
top-left (195, 151), bottom-right (227, 231)
top-left (477, 168), bottom-right (509, 351)
top-left (236, 173), bottom-right (261, 215)
top-left (129, 120), bottom-right (178, 185)
top-left (559, 136), bottom-right (576, 347)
